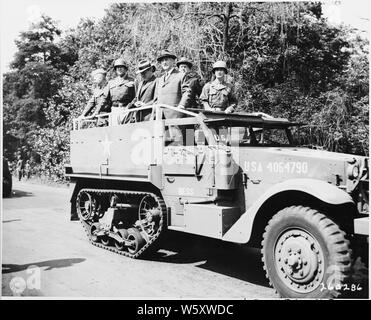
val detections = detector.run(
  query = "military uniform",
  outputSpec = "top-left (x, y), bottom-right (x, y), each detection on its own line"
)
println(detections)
top-left (184, 71), bottom-right (204, 109)
top-left (82, 84), bottom-right (109, 116)
top-left (200, 80), bottom-right (237, 112)
top-left (107, 75), bottom-right (135, 109)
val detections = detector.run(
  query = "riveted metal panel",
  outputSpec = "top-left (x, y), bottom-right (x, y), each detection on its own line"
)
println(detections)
top-left (70, 121), bottom-right (160, 179)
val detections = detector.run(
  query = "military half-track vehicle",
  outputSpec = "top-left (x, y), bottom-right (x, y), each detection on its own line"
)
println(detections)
top-left (66, 104), bottom-right (368, 298)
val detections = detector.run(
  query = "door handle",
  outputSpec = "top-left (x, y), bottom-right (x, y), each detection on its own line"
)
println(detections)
top-left (242, 173), bottom-right (248, 188)
top-left (99, 159), bottom-right (109, 178)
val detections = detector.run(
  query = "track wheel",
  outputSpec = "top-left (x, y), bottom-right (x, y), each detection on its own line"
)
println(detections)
top-left (127, 228), bottom-right (145, 255)
top-left (90, 223), bottom-right (101, 243)
top-left (138, 194), bottom-right (163, 238)
top-left (262, 206), bottom-right (352, 299)
top-left (101, 235), bottom-right (111, 246)
top-left (115, 229), bottom-right (129, 251)
top-left (76, 190), bottom-right (96, 221)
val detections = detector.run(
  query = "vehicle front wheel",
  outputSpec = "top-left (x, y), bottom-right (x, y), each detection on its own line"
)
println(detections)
top-left (262, 205), bottom-right (352, 298)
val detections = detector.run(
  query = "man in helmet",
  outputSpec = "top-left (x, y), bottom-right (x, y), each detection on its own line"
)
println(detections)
top-left (200, 61), bottom-right (237, 113)
top-left (155, 50), bottom-right (191, 119)
top-left (177, 57), bottom-right (204, 109)
top-left (99, 58), bottom-right (135, 124)
top-left (79, 68), bottom-right (109, 117)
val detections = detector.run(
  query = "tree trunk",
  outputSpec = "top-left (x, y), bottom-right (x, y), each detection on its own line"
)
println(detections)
top-left (222, 3), bottom-right (233, 54)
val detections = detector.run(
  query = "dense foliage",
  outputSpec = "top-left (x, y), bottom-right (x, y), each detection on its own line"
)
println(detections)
top-left (2, 2), bottom-right (369, 182)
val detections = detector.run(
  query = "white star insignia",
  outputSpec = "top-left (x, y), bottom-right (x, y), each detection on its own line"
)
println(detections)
top-left (101, 134), bottom-right (113, 158)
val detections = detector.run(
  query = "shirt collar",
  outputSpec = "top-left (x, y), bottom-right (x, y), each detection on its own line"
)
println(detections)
top-left (144, 75), bottom-right (156, 84)
top-left (211, 79), bottom-right (226, 88)
top-left (166, 68), bottom-right (174, 76)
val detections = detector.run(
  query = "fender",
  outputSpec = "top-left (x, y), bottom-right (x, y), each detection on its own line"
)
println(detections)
top-left (222, 178), bottom-right (354, 244)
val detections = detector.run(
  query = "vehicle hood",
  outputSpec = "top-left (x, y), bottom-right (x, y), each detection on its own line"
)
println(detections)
top-left (233, 146), bottom-right (367, 191)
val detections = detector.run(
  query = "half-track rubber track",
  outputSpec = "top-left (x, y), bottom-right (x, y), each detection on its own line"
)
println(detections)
top-left (77, 188), bottom-right (166, 259)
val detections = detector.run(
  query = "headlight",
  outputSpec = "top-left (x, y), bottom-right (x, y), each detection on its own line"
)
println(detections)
top-left (348, 165), bottom-right (360, 179)
top-left (352, 166), bottom-right (360, 178)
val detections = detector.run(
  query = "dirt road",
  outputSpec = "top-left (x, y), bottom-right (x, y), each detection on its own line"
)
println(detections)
top-left (2, 181), bottom-right (277, 298)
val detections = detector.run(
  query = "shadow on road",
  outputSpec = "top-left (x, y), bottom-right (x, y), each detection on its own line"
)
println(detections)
top-left (7, 189), bottom-right (34, 198)
top-left (143, 231), bottom-right (270, 289)
top-left (144, 232), bottom-right (368, 299)
top-left (2, 258), bottom-right (86, 274)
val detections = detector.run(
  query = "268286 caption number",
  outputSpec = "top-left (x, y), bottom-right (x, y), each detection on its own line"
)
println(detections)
top-left (320, 283), bottom-right (363, 292)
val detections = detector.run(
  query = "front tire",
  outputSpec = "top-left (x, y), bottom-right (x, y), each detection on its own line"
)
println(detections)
top-left (262, 206), bottom-right (352, 298)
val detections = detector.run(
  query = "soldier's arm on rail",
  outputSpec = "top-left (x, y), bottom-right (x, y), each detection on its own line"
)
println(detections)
top-left (100, 87), bottom-right (113, 113)
top-left (199, 83), bottom-right (212, 110)
top-left (126, 84), bottom-right (137, 109)
top-left (126, 97), bottom-right (137, 109)
top-left (81, 96), bottom-right (95, 117)
top-left (226, 85), bottom-right (238, 113)
top-left (179, 73), bottom-right (192, 108)
top-left (92, 89), bottom-right (107, 115)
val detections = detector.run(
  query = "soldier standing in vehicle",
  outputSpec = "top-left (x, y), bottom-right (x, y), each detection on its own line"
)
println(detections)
top-left (125, 60), bottom-right (157, 122)
top-left (79, 68), bottom-right (109, 117)
top-left (177, 57), bottom-right (204, 109)
top-left (200, 61), bottom-right (237, 113)
top-left (104, 58), bottom-right (135, 124)
top-left (155, 50), bottom-right (191, 119)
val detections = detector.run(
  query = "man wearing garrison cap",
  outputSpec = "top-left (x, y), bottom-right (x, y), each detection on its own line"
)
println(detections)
top-left (80, 68), bottom-right (109, 117)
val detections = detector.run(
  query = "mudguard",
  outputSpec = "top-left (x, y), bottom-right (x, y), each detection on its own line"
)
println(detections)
top-left (222, 178), bottom-right (354, 243)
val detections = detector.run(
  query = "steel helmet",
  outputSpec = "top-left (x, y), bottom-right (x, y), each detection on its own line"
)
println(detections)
top-left (212, 61), bottom-right (228, 74)
top-left (91, 68), bottom-right (107, 77)
top-left (113, 58), bottom-right (128, 69)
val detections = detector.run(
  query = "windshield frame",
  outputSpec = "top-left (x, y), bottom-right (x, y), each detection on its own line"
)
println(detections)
top-left (204, 122), bottom-right (298, 147)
